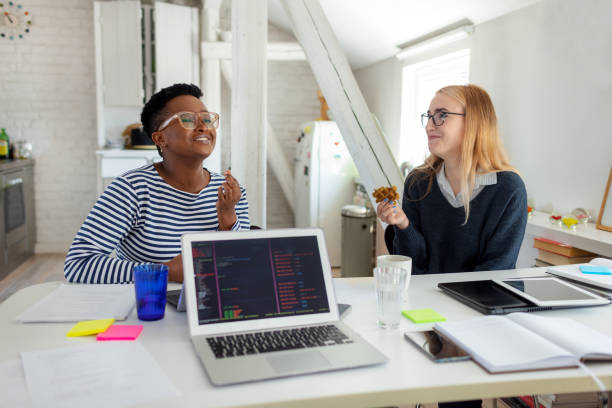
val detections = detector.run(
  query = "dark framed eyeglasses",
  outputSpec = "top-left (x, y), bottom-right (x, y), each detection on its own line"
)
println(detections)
top-left (157, 111), bottom-right (220, 132)
top-left (421, 111), bottom-right (465, 127)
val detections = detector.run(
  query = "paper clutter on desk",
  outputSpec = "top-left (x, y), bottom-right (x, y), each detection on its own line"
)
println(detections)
top-left (97, 325), bottom-right (143, 341)
top-left (66, 318), bottom-right (115, 337)
top-left (402, 308), bottom-right (446, 324)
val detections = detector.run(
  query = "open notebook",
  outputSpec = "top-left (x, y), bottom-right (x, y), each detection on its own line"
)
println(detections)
top-left (433, 312), bottom-right (612, 373)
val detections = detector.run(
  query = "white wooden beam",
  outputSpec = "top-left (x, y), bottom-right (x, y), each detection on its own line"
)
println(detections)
top-left (281, 0), bottom-right (404, 200)
top-left (200, 0), bottom-right (222, 173)
top-left (231, 0), bottom-right (267, 228)
top-left (220, 60), bottom-right (295, 212)
top-left (201, 41), bottom-right (306, 60)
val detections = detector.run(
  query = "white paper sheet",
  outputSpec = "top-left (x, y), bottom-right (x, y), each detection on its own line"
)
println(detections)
top-left (0, 359), bottom-right (32, 408)
top-left (21, 342), bottom-right (179, 408)
top-left (16, 284), bottom-right (135, 322)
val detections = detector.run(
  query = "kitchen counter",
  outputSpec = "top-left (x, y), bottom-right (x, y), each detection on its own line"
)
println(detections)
top-left (95, 149), bottom-right (161, 195)
top-left (0, 159), bottom-right (34, 172)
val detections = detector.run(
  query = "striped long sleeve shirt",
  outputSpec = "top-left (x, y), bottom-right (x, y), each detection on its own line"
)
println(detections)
top-left (64, 165), bottom-right (250, 283)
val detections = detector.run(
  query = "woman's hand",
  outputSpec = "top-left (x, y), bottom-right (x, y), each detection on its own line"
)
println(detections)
top-left (164, 254), bottom-right (183, 283)
top-left (216, 170), bottom-right (241, 230)
top-left (376, 199), bottom-right (409, 230)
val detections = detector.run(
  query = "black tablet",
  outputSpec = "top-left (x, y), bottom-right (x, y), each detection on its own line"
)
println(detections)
top-left (438, 280), bottom-right (538, 315)
top-left (438, 278), bottom-right (610, 315)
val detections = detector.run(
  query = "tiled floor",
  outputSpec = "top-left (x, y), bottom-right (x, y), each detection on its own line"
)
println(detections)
top-left (0, 253), bottom-right (66, 304)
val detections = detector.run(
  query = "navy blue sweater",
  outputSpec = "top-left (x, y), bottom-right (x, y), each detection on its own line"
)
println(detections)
top-left (393, 171), bottom-right (527, 275)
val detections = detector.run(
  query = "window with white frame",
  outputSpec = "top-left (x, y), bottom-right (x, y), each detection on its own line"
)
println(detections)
top-left (399, 49), bottom-right (470, 170)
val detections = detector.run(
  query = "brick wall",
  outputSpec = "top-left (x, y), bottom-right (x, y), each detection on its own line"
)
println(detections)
top-left (266, 24), bottom-right (320, 228)
top-left (0, 0), bottom-right (97, 253)
top-left (219, 14), bottom-right (321, 229)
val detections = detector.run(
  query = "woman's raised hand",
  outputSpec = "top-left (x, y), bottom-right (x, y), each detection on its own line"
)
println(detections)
top-left (376, 199), bottom-right (409, 230)
top-left (216, 170), bottom-right (241, 230)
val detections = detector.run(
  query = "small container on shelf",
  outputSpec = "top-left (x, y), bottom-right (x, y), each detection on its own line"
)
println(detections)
top-left (549, 212), bottom-right (562, 226)
top-left (561, 214), bottom-right (578, 231)
top-left (527, 197), bottom-right (535, 219)
top-left (571, 208), bottom-right (591, 225)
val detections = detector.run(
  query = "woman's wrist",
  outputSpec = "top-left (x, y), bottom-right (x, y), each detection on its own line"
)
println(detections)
top-left (163, 261), bottom-right (180, 283)
top-left (218, 210), bottom-right (237, 230)
top-left (397, 217), bottom-right (410, 230)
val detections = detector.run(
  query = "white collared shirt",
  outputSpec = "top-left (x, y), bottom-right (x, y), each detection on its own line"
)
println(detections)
top-left (436, 163), bottom-right (497, 208)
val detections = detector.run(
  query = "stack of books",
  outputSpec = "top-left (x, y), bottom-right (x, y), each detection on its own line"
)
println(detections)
top-left (538, 392), bottom-right (603, 407)
top-left (533, 237), bottom-right (598, 266)
top-left (498, 393), bottom-right (604, 408)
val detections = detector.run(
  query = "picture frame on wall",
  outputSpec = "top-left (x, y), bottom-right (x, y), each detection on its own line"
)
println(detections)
top-left (596, 166), bottom-right (612, 232)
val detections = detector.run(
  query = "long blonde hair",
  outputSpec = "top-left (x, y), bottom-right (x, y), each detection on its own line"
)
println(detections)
top-left (411, 84), bottom-right (518, 223)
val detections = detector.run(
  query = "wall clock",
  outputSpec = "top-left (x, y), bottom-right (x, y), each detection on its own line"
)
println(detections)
top-left (0, 1), bottom-right (32, 40)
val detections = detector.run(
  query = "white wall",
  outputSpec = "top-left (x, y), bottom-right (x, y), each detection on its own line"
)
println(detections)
top-left (356, 0), bottom-right (612, 220)
top-left (470, 0), bottom-right (612, 217)
top-left (354, 57), bottom-right (403, 160)
top-left (0, 0), bottom-right (97, 253)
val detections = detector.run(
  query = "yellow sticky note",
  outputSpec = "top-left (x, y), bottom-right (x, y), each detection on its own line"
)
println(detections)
top-left (402, 309), bottom-right (446, 324)
top-left (66, 318), bottom-right (115, 337)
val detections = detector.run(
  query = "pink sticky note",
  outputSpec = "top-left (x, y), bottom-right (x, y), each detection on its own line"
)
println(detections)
top-left (96, 325), bottom-right (143, 341)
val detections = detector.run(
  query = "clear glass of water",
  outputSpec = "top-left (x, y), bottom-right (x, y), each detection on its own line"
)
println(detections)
top-left (374, 266), bottom-right (406, 329)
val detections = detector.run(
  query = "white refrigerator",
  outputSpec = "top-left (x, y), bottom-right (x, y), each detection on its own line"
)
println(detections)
top-left (295, 121), bottom-right (358, 267)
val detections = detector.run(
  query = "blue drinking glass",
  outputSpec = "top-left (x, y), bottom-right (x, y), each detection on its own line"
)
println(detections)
top-left (133, 264), bottom-right (168, 321)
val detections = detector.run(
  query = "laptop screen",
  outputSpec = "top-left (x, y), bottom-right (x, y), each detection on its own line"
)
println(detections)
top-left (191, 235), bottom-right (330, 325)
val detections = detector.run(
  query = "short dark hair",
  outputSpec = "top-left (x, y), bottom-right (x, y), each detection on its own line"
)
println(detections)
top-left (140, 83), bottom-right (203, 151)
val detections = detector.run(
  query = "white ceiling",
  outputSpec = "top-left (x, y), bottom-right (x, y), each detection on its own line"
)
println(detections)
top-left (268, 0), bottom-right (542, 70)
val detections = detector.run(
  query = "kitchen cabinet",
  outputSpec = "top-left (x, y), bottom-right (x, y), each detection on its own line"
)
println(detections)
top-left (96, 149), bottom-right (161, 195)
top-left (0, 160), bottom-right (35, 280)
top-left (93, 0), bottom-right (200, 147)
top-left (94, 1), bottom-right (143, 107)
top-left (93, 0), bottom-right (199, 196)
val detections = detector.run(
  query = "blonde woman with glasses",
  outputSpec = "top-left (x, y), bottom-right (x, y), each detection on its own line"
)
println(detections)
top-left (377, 84), bottom-right (527, 277)
top-left (65, 83), bottom-right (250, 284)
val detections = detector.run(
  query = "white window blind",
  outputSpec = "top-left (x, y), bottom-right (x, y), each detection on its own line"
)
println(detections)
top-left (399, 49), bottom-right (470, 170)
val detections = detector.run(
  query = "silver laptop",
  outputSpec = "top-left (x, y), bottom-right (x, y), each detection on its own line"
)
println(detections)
top-left (181, 228), bottom-right (388, 385)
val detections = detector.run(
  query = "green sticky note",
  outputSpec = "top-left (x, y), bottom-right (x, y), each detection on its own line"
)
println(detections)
top-left (66, 318), bottom-right (115, 337)
top-left (402, 308), bottom-right (446, 324)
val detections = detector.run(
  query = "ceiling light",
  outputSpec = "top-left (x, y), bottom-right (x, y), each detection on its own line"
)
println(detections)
top-left (396, 24), bottom-right (475, 60)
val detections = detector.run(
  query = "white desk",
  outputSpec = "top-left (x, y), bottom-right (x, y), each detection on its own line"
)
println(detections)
top-left (2, 269), bottom-right (612, 407)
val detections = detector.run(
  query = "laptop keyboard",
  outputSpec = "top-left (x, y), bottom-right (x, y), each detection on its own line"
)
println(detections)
top-left (206, 324), bottom-right (354, 359)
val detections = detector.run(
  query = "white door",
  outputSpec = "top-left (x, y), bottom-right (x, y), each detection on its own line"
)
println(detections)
top-left (95, 1), bottom-right (143, 106)
top-left (154, 1), bottom-right (200, 91)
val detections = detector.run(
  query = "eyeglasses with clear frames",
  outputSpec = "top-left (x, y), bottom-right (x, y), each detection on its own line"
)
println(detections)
top-left (157, 111), bottom-right (220, 132)
top-left (421, 111), bottom-right (465, 127)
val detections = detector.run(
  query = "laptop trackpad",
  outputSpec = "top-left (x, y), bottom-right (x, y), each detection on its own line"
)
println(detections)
top-left (266, 351), bottom-right (331, 374)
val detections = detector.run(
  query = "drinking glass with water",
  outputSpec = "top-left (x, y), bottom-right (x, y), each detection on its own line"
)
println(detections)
top-left (374, 266), bottom-right (406, 329)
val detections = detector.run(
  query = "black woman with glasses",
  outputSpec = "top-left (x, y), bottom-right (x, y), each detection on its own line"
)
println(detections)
top-left (64, 83), bottom-right (250, 284)
top-left (377, 84), bottom-right (527, 278)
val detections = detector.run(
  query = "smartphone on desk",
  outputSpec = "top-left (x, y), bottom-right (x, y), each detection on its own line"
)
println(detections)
top-left (404, 330), bottom-right (471, 363)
